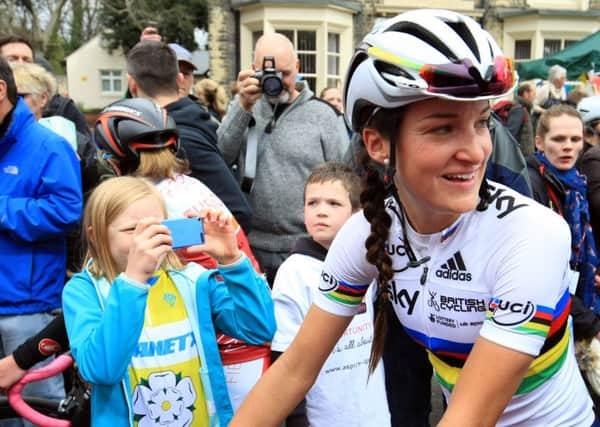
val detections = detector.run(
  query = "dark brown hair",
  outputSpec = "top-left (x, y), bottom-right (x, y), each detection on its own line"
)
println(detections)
top-left (359, 107), bottom-right (404, 374)
top-left (126, 41), bottom-right (179, 98)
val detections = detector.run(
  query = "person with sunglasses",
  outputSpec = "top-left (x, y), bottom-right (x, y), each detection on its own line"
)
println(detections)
top-left (229, 9), bottom-right (596, 427)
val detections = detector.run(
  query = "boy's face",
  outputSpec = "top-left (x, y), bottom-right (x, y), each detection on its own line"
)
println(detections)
top-left (304, 180), bottom-right (354, 249)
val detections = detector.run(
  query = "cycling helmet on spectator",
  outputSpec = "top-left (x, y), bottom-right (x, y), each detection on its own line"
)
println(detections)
top-left (343, 9), bottom-right (517, 132)
top-left (95, 98), bottom-right (179, 159)
top-left (577, 95), bottom-right (600, 132)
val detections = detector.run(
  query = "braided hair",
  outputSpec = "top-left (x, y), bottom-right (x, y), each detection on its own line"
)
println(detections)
top-left (358, 107), bottom-right (403, 374)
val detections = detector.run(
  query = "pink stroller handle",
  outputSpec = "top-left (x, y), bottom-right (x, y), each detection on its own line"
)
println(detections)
top-left (8, 353), bottom-right (73, 427)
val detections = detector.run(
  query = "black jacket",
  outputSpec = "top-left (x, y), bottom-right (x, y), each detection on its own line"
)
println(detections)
top-left (580, 145), bottom-right (600, 249)
top-left (44, 94), bottom-right (91, 138)
top-left (166, 97), bottom-right (252, 232)
top-left (527, 155), bottom-right (600, 339)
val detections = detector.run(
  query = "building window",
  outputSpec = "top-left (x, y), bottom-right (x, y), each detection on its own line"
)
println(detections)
top-left (514, 40), bottom-right (531, 61)
top-left (564, 39), bottom-right (577, 49)
top-left (327, 32), bottom-right (341, 88)
top-left (100, 70), bottom-right (122, 94)
top-left (543, 39), bottom-right (562, 56)
top-left (278, 29), bottom-right (317, 91)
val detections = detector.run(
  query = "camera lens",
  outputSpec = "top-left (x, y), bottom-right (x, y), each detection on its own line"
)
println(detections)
top-left (262, 75), bottom-right (283, 97)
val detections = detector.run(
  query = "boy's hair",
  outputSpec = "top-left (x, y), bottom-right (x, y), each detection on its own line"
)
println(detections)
top-left (126, 41), bottom-right (179, 98)
top-left (305, 162), bottom-right (362, 211)
top-left (134, 147), bottom-right (189, 182)
top-left (83, 176), bottom-right (183, 282)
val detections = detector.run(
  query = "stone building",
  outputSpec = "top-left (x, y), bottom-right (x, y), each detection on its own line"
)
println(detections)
top-left (207, 0), bottom-right (600, 96)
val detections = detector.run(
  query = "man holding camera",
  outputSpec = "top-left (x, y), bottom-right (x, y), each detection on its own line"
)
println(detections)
top-left (218, 33), bottom-right (349, 285)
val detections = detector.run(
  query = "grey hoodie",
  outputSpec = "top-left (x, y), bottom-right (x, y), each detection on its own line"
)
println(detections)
top-left (218, 81), bottom-right (349, 253)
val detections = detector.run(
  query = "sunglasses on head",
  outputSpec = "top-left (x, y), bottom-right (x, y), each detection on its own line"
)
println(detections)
top-left (420, 56), bottom-right (515, 98)
top-left (368, 46), bottom-right (516, 99)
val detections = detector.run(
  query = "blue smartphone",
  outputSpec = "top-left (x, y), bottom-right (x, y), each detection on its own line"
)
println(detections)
top-left (161, 218), bottom-right (204, 249)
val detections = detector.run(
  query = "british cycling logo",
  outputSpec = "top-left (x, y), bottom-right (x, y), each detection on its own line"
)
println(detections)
top-left (428, 290), bottom-right (486, 313)
top-left (319, 270), bottom-right (340, 292)
top-left (435, 251), bottom-right (472, 282)
top-left (488, 298), bottom-right (535, 326)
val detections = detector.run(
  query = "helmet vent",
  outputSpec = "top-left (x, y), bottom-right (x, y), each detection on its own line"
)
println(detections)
top-left (374, 60), bottom-right (414, 83)
top-left (446, 21), bottom-right (480, 62)
top-left (386, 22), bottom-right (458, 62)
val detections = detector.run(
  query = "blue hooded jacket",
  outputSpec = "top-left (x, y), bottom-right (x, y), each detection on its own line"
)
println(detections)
top-left (63, 255), bottom-right (275, 426)
top-left (0, 98), bottom-right (82, 314)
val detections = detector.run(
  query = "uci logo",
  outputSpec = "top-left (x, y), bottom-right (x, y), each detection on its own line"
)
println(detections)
top-left (319, 271), bottom-right (339, 292)
top-left (385, 242), bottom-right (406, 257)
top-left (488, 298), bottom-right (535, 326)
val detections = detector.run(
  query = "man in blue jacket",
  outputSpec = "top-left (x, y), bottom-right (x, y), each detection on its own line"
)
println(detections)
top-left (0, 56), bottom-right (82, 424)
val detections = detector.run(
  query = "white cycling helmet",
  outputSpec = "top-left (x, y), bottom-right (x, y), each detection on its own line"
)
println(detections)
top-left (577, 95), bottom-right (600, 127)
top-left (344, 9), bottom-right (517, 132)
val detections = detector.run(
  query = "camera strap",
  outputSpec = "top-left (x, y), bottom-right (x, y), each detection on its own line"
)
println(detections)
top-left (241, 123), bottom-right (258, 193)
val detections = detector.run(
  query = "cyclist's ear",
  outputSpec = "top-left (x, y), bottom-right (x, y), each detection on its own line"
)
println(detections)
top-left (362, 127), bottom-right (390, 166)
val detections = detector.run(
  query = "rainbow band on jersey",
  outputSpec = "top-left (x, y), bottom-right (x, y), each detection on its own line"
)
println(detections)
top-left (323, 280), bottom-right (370, 306)
top-left (429, 289), bottom-right (571, 395)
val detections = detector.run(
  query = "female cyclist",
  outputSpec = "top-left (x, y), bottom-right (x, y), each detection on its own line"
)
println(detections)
top-left (230, 9), bottom-right (595, 427)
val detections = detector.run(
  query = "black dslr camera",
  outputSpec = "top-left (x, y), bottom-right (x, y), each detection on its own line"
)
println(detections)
top-left (255, 56), bottom-right (283, 97)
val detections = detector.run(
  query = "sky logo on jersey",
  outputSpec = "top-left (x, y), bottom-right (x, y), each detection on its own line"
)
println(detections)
top-left (435, 251), bottom-right (472, 282)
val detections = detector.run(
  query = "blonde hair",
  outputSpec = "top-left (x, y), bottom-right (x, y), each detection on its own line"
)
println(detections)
top-left (194, 78), bottom-right (228, 119)
top-left (10, 62), bottom-right (57, 98)
top-left (83, 176), bottom-right (183, 282)
top-left (134, 147), bottom-right (189, 182)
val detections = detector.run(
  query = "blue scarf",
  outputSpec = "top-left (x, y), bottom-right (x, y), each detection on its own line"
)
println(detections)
top-left (536, 152), bottom-right (600, 312)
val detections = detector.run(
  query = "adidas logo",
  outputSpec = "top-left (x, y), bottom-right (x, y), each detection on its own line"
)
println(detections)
top-left (435, 251), bottom-right (472, 282)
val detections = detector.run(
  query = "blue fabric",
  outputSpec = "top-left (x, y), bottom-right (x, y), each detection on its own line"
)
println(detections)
top-left (0, 98), bottom-right (82, 315)
top-left (62, 255), bottom-right (275, 427)
top-left (535, 152), bottom-right (600, 313)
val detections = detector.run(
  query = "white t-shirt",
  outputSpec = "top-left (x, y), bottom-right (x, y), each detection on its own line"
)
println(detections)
top-left (155, 174), bottom-right (230, 219)
top-left (315, 181), bottom-right (594, 427)
top-left (272, 239), bottom-right (391, 427)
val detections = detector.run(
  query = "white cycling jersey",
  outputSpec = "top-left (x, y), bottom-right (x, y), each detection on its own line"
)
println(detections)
top-left (315, 181), bottom-right (594, 427)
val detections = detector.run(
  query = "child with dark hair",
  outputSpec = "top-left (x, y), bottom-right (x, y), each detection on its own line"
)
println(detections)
top-left (271, 162), bottom-right (390, 427)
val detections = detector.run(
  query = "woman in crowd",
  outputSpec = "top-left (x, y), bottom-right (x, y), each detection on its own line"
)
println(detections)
top-left (230, 9), bottom-right (596, 427)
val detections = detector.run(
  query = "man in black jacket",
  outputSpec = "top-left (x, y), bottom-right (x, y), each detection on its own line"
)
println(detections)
top-left (125, 41), bottom-right (252, 232)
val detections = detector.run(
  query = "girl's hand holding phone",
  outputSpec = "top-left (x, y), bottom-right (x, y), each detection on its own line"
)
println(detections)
top-left (125, 218), bottom-right (173, 284)
top-left (184, 208), bottom-right (242, 265)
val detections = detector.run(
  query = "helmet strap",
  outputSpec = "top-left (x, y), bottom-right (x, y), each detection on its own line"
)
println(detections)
top-left (383, 139), bottom-right (397, 194)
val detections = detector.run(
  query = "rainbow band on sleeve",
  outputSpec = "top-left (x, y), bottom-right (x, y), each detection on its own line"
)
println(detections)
top-left (323, 280), bottom-right (370, 306)
top-left (485, 302), bottom-right (554, 338)
top-left (430, 290), bottom-right (571, 395)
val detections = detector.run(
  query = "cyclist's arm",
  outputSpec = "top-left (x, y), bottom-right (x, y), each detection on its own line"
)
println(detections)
top-left (438, 336), bottom-right (533, 427)
top-left (12, 314), bottom-right (67, 371)
top-left (0, 314), bottom-right (67, 391)
top-left (230, 305), bottom-right (352, 426)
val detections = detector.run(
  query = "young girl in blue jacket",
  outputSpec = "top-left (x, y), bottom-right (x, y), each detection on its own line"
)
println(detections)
top-left (62, 176), bottom-right (275, 427)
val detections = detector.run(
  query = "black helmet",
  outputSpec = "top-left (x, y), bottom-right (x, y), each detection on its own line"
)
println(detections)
top-left (94, 98), bottom-right (179, 159)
